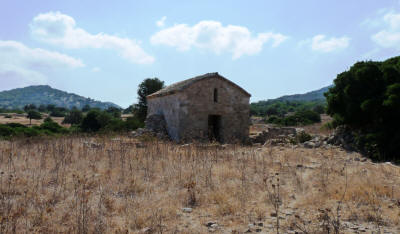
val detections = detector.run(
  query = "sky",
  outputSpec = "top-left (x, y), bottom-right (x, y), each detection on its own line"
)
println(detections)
top-left (1, 0), bottom-right (400, 108)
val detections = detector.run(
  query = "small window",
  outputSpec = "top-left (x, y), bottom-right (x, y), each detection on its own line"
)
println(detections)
top-left (214, 88), bottom-right (218, 103)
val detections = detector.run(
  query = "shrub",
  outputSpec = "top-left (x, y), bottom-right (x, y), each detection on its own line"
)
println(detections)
top-left (0, 125), bottom-right (14, 137)
top-left (63, 109), bottom-right (83, 125)
top-left (267, 110), bottom-right (321, 126)
top-left (325, 56), bottom-right (400, 161)
top-left (39, 120), bottom-right (69, 134)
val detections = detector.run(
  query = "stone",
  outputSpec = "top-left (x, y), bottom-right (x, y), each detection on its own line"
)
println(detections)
top-left (182, 207), bottom-right (192, 213)
top-left (303, 141), bottom-right (316, 148)
top-left (205, 221), bottom-right (218, 227)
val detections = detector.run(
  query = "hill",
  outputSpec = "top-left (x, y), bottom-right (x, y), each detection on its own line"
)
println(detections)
top-left (274, 85), bottom-right (333, 102)
top-left (250, 85), bottom-right (333, 116)
top-left (0, 85), bottom-right (120, 110)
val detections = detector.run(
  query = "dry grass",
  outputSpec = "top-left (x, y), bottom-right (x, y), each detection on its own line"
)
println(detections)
top-left (0, 114), bottom-right (67, 127)
top-left (0, 136), bottom-right (399, 233)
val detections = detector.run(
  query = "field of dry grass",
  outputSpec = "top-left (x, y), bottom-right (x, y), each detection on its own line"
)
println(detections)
top-left (0, 136), bottom-right (399, 233)
top-left (0, 113), bottom-right (67, 127)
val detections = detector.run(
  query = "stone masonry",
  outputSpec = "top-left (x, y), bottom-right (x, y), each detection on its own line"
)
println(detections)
top-left (146, 72), bottom-right (251, 143)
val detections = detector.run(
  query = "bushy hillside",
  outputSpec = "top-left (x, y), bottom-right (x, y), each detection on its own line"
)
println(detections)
top-left (276, 85), bottom-right (333, 102)
top-left (0, 85), bottom-right (119, 110)
top-left (250, 85), bottom-right (331, 117)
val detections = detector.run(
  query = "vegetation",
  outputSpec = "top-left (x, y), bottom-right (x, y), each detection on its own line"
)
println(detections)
top-left (62, 108), bottom-right (84, 124)
top-left (250, 99), bottom-right (326, 117)
top-left (0, 138), bottom-right (398, 233)
top-left (136, 78), bottom-right (165, 121)
top-left (0, 106), bottom-right (142, 139)
top-left (325, 56), bottom-right (400, 162)
top-left (0, 85), bottom-right (119, 110)
top-left (274, 85), bottom-right (332, 102)
top-left (26, 110), bottom-right (42, 125)
top-left (267, 109), bottom-right (321, 126)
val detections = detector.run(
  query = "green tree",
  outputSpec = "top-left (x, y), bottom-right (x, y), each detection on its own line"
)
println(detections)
top-left (325, 56), bottom-right (400, 161)
top-left (82, 104), bottom-right (91, 112)
top-left (27, 110), bottom-right (42, 125)
top-left (24, 104), bottom-right (37, 112)
top-left (106, 106), bottom-right (122, 118)
top-left (63, 109), bottom-right (83, 125)
top-left (80, 110), bottom-right (112, 132)
top-left (136, 78), bottom-right (165, 121)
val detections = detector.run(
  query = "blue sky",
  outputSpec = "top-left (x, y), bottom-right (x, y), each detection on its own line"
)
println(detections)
top-left (1, 0), bottom-right (400, 107)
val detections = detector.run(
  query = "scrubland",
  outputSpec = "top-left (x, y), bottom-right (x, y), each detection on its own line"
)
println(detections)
top-left (0, 136), bottom-right (399, 233)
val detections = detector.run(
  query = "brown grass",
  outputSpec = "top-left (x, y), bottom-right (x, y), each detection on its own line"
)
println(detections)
top-left (0, 136), bottom-right (399, 233)
top-left (0, 113), bottom-right (67, 127)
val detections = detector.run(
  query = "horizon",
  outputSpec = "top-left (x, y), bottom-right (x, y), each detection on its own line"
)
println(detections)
top-left (1, 1), bottom-right (400, 108)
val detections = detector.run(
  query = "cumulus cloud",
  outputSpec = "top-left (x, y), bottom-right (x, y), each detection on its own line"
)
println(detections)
top-left (309, 35), bottom-right (350, 52)
top-left (30, 11), bottom-right (155, 64)
top-left (371, 11), bottom-right (400, 49)
top-left (150, 20), bottom-right (288, 59)
top-left (0, 40), bottom-right (84, 88)
top-left (156, 16), bottom-right (167, 27)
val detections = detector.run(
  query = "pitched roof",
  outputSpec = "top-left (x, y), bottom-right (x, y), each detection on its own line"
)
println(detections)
top-left (147, 72), bottom-right (251, 99)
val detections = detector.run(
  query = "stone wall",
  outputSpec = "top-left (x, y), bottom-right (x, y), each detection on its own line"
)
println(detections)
top-left (147, 75), bottom-right (250, 143)
top-left (178, 77), bottom-right (250, 143)
top-left (146, 94), bottom-right (181, 141)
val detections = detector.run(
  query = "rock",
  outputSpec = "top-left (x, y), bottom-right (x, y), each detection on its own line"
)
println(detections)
top-left (250, 127), bottom-right (297, 144)
top-left (140, 227), bottom-right (153, 233)
top-left (303, 141), bottom-right (316, 148)
top-left (205, 221), bottom-right (218, 227)
top-left (182, 207), bottom-right (192, 213)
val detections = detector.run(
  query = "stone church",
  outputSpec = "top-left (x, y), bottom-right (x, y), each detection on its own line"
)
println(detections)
top-left (146, 72), bottom-right (251, 143)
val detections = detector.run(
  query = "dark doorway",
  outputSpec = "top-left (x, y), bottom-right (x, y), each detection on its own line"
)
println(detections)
top-left (208, 115), bottom-right (221, 142)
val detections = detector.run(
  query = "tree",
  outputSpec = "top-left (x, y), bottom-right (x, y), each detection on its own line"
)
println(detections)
top-left (63, 109), bottom-right (83, 125)
top-left (325, 56), bottom-right (400, 161)
top-left (80, 110), bottom-right (112, 132)
top-left (82, 104), bottom-right (91, 112)
top-left (106, 106), bottom-right (121, 118)
top-left (136, 78), bottom-right (165, 121)
top-left (27, 110), bottom-right (42, 125)
top-left (24, 104), bottom-right (37, 112)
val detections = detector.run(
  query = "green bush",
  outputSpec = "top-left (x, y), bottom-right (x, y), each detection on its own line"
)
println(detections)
top-left (325, 56), bottom-right (400, 161)
top-left (63, 109), bottom-right (83, 125)
top-left (0, 125), bottom-right (14, 137)
top-left (267, 110), bottom-right (321, 126)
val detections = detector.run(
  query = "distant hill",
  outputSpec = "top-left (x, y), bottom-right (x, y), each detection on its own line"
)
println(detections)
top-left (274, 85), bottom-right (333, 102)
top-left (250, 85), bottom-right (333, 116)
top-left (0, 85), bottom-right (120, 110)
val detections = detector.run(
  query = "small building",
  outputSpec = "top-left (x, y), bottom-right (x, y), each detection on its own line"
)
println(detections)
top-left (146, 72), bottom-right (251, 143)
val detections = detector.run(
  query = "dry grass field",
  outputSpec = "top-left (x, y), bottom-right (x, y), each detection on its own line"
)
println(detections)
top-left (0, 136), bottom-right (399, 233)
top-left (0, 113), bottom-right (67, 127)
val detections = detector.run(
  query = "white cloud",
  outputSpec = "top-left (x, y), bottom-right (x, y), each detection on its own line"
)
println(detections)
top-left (30, 11), bottom-right (155, 64)
top-left (0, 40), bottom-right (84, 87)
top-left (371, 11), bottom-right (400, 49)
top-left (156, 16), bottom-right (167, 27)
top-left (91, 67), bottom-right (101, 72)
top-left (310, 35), bottom-right (350, 52)
top-left (150, 20), bottom-right (288, 59)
